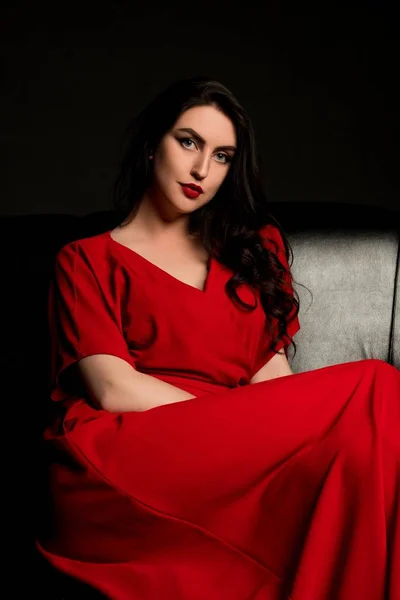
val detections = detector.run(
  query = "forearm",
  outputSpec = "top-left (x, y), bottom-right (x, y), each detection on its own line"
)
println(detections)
top-left (101, 370), bottom-right (196, 413)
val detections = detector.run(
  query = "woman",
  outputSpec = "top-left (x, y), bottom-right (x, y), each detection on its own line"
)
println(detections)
top-left (38, 75), bottom-right (400, 599)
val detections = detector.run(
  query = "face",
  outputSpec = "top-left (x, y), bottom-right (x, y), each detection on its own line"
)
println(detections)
top-left (148, 104), bottom-right (237, 219)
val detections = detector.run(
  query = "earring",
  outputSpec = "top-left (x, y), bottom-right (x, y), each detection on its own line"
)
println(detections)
top-left (149, 152), bottom-right (154, 159)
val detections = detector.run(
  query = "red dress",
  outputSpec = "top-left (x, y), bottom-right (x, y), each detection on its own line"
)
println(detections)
top-left (37, 224), bottom-right (400, 599)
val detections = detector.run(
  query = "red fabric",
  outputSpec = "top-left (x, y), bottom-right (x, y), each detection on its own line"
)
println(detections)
top-left (38, 225), bottom-right (400, 599)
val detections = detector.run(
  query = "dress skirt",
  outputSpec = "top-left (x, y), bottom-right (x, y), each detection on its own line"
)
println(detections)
top-left (37, 358), bottom-right (400, 600)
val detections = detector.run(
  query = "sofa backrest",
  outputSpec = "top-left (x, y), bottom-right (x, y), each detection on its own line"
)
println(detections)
top-left (394, 271), bottom-right (400, 367)
top-left (287, 228), bottom-right (399, 372)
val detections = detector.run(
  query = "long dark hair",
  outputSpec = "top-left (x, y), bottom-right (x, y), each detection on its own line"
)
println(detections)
top-left (113, 75), bottom-right (300, 360)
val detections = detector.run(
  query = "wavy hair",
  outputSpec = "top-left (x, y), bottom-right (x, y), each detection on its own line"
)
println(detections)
top-left (112, 75), bottom-right (301, 361)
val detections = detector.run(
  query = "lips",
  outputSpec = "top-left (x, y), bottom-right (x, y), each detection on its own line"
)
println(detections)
top-left (180, 183), bottom-right (203, 194)
top-left (180, 185), bottom-right (201, 199)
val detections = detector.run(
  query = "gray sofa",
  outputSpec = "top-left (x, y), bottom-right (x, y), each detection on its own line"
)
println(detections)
top-left (288, 222), bottom-right (399, 372)
top-left (0, 200), bottom-right (398, 595)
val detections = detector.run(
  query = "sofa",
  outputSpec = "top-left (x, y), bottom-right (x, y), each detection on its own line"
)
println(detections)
top-left (1, 201), bottom-right (398, 595)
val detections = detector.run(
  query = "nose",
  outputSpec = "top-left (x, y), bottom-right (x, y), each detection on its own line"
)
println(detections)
top-left (191, 153), bottom-right (210, 180)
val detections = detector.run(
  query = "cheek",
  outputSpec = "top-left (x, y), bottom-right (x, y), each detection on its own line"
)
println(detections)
top-left (157, 145), bottom-right (184, 176)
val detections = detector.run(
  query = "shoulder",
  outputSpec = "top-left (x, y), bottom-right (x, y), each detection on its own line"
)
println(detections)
top-left (258, 223), bottom-right (285, 251)
top-left (56, 231), bottom-right (109, 260)
top-left (54, 231), bottom-right (112, 275)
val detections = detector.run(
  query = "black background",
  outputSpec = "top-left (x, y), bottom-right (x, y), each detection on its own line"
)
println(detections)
top-left (1, 2), bottom-right (398, 215)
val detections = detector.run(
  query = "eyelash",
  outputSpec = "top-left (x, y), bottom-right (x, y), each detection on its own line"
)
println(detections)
top-left (179, 137), bottom-right (232, 164)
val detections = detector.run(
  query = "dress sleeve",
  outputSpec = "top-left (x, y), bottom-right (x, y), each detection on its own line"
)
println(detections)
top-left (49, 242), bottom-right (136, 402)
top-left (251, 224), bottom-right (300, 376)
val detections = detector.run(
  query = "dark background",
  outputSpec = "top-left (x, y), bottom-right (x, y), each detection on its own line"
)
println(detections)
top-left (1, 2), bottom-right (399, 216)
top-left (0, 3), bottom-right (398, 592)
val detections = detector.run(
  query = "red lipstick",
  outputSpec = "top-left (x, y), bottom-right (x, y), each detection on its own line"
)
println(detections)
top-left (180, 182), bottom-right (203, 193)
top-left (179, 182), bottom-right (203, 199)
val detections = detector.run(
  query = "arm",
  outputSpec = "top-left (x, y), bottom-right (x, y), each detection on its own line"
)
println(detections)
top-left (49, 244), bottom-right (196, 410)
top-left (76, 354), bottom-right (196, 413)
top-left (249, 350), bottom-right (293, 384)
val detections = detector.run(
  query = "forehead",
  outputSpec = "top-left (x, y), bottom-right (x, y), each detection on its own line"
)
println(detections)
top-left (173, 105), bottom-right (236, 144)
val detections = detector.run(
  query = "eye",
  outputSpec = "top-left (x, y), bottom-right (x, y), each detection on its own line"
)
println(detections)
top-left (215, 152), bottom-right (231, 164)
top-left (180, 137), bottom-right (196, 150)
top-left (179, 138), bottom-right (231, 164)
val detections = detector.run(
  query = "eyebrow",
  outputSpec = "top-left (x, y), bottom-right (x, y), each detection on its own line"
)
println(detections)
top-left (176, 127), bottom-right (237, 152)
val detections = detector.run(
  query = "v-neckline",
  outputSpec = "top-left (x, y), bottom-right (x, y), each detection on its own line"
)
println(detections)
top-left (106, 230), bottom-right (213, 295)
